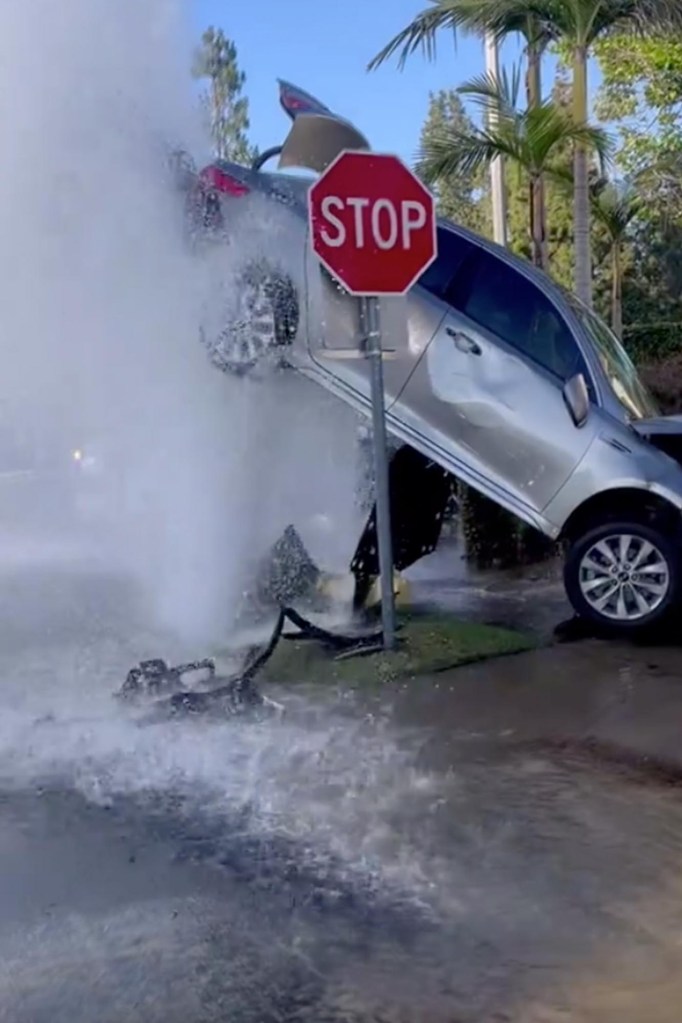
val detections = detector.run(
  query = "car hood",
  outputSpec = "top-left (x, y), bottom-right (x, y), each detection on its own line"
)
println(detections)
top-left (633, 414), bottom-right (682, 466)
top-left (632, 415), bottom-right (682, 437)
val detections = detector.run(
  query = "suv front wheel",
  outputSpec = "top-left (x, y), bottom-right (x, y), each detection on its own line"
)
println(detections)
top-left (564, 520), bottom-right (681, 633)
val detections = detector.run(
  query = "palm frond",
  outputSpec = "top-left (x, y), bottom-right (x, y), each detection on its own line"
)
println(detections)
top-left (417, 128), bottom-right (523, 179)
top-left (517, 0), bottom-right (682, 45)
top-left (417, 101), bottom-right (612, 185)
top-left (367, 1), bottom-right (460, 70)
top-left (589, 182), bottom-right (644, 238)
top-left (592, 0), bottom-right (682, 37)
top-left (522, 103), bottom-right (614, 168)
top-left (545, 163), bottom-right (575, 189)
top-left (372, 0), bottom-right (682, 65)
top-left (547, 166), bottom-right (642, 238)
top-left (368, 0), bottom-right (559, 71)
top-left (442, 0), bottom-right (558, 40)
top-left (457, 63), bottom-right (523, 117)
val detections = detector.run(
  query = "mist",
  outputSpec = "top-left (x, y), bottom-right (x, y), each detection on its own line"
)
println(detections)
top-left (0, 0), bottom-right (362, 648)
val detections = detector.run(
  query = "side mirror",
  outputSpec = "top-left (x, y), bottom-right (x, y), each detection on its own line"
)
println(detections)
top-left (563, 373), bottom-right (589, 428)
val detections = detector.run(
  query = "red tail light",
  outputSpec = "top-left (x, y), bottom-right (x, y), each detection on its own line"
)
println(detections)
top-left (199, 164), bottom-right (250, 196)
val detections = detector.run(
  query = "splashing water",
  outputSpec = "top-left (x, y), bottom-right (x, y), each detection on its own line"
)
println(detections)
top-left (0, 0), bottom-right (431, 905)
top-left (0, 0), bottom-right (362, 645)
top-left (0, 555), bottom-right (445, 907)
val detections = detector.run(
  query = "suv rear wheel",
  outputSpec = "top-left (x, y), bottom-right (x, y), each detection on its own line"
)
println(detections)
top-left (201, 261), bottom-right (298, 377)
top-left (564, 519), bottom-right (681, 633)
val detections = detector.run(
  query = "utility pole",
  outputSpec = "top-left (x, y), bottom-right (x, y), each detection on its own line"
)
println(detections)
top-left (484, 31), bottom-right (508, 247)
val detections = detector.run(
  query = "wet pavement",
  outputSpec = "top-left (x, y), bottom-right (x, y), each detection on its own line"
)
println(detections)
top-left (406, 535), bottom-right (570, 639)
top-left (4, 527), bottom-right (682, 1020)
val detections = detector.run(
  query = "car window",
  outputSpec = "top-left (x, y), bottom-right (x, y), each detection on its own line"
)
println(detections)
top-left (566, 297), bottom-right (659, 419)
top-left (452, 249), bottom-right (585, 382)
top-left (417, 226), bottom-right (474, 301)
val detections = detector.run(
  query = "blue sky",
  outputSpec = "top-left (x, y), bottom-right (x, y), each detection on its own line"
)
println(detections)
top-left (194, 0), bottom-right (516, 162)
top-left (193, 0), bottom-right (600, 163)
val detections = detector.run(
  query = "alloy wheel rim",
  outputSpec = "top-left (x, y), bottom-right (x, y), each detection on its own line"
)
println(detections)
top-left (578, 533), bottom-right (670, 622)
top-left (218, 281), bottom-right (276, 368)
top-left (201, 281), bottom-right (276, 374)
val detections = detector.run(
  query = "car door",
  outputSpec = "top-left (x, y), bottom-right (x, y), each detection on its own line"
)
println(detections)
top-left (303, 226), bottom-right (471, 412)
top-left (393, 244), bottom-right (600, 518)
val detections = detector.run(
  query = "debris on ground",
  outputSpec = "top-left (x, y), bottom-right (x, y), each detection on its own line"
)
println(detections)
top-left (115, 605), bottom-right (388, 720)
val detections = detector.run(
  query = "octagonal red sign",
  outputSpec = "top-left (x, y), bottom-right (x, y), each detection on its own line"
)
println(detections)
top-left (308, 150), bottom-right (436, 296)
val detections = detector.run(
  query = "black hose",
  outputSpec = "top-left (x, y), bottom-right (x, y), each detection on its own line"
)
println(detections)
top-left (123, 604), bottom-right (390, 719)
top-left (241, 608), bottom-right (287, 682)
top-left (281, 606), bottom-right (383, 652)
top-left (252, 145), bottom-right (283, 171)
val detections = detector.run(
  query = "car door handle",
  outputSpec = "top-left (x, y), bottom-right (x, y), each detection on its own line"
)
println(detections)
top-left (446, 327), bottom-right (481, 356)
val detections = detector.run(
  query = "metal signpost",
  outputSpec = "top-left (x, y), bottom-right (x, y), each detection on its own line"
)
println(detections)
top-left (308, 151), bottom-right (436, 650)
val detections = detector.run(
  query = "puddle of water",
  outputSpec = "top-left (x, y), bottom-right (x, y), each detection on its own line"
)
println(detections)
top-left (4, 728), bottom-right (682, 1022)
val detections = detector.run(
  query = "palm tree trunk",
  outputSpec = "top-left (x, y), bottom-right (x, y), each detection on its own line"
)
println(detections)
top-left (529, 174), bottom-right (545, 269)
top-left (612, 242), bottom-right (623, 338)
top-left (212, 80), bottom-right (226, 160)
top-left (485, 32), bottom-right (507, 246)
top-left (212, 82), bottom-right (220, 158)
top-left (526, 41), bottom-right (542, 108)
top-left (526, 40), bottom-right (548, 270)
top-left (572, 46), bottom-right (592, 307)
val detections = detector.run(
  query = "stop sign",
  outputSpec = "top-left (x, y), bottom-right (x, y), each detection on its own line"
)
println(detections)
top-left (308, 150), bottom-right (436, 296)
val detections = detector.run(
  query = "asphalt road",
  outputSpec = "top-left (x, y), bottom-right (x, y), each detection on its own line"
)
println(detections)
top-left (3, 525), bottom-right (682, 1022)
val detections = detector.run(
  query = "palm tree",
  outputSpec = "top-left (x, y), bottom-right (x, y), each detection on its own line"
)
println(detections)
top-left (370, 0), bottom-right (682, 307)
top-left (417, 67), bottom-right (611, 270)
top-left (590, 182), bottom-right (643, 338)
top-left (369, 0), bottom-right (549, 107)
top-left (369, 0), bottom-right (552, 259)
top-left (531, 0), bottom-right (681, 309)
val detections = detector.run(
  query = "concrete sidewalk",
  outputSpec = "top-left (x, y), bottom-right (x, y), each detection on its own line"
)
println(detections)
top-left (398, 537), bottom-right (682, 772)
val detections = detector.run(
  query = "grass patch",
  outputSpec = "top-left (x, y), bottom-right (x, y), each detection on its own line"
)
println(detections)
top-left (261, 611), bottom-right (535, 688)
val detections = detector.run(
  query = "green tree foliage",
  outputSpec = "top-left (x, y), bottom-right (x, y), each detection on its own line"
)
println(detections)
top-left (589, 182), bottom-right (642, 337)
top-left (370, 0), bottom-right (682, 307)
top-left (417, 89), bottom-right (487, 231)
top-left (595, 30), bottom-right (682, 356)
top-left (596, 31), bottom-right (682, 197)
top-left (418, 66), bottom-right (609, 270)
top-left (620, 219), bottom-right (682, 360)
top-left (192, 27), bottom-right (256, 164)
top-left (369, 0), bottom-right (553, 277)
top-left (514, 71), bottom-right (573, 287)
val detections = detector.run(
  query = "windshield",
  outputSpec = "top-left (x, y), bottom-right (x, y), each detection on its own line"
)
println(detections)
top-left (569, 300), bottom-right (659, 420)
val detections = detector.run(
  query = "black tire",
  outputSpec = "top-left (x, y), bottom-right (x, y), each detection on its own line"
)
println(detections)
top-left (564, 519), bottom-right (681, 634)
top-left (201, 261), bottom-right (299, 377)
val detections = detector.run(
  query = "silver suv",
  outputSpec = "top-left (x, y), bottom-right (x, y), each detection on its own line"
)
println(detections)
top-left (184, 81), bottom-right (682, 635)
top-left (386, 223), bottom-right (682, 635)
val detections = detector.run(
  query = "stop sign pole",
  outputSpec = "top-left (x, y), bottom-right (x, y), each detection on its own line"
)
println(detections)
top-left (362, 292), bottom-right (396, 648)
top-left (309, 150), bottom-right (436, 650)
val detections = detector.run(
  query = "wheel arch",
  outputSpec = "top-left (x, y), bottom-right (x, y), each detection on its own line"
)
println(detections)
top-left (560, 487), bottom-right (682, 545)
